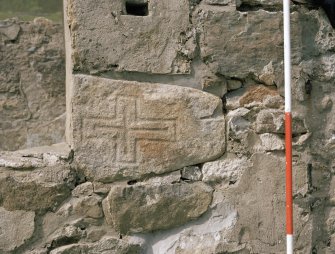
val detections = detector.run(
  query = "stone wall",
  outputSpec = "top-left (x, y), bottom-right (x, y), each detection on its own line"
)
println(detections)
top-left (1, 0), bottom-right (335, 253)
top-left (0, 18), bottom-right (65, 151)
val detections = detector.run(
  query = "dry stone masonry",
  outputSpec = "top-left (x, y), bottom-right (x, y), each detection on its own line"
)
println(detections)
top-left (1, 0), bottom-right (335, 253)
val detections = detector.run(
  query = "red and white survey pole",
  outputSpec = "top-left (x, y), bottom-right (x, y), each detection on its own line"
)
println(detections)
top-left (283, 0), bottom-right (293, 253)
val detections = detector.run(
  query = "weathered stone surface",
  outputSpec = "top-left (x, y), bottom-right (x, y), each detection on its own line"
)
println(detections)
top-left (0, 165), bottom-right (73, 211)
top-left (198, 10), bottom-right (283, 78)
top-left (66, 0), bottom-right (193, 74)
top-left (255, 109), bottom-right (308, 134)
top-left (72, 195), bottom-right (103, 219)
top-left (49, 236), bottom-right (143, 254)
top-left (0, 143), bottom-right (71, 169)
top-left (72, 75), bottom-right (225, 182)
top-left (219, 153), bottom-right (312, 253)
top-left (197, 8), bottom-right (318, 81)
top-left (0, 207), bottom-right (35, 252)
top-left (102, 182), bottom-right (213, 233)
top-left (72, 182), bottom-right (94, 197)
top-left (144, 202), bottom-right (237, 254)
top-left (0, 18), bottom-right (65, 151)
top-left (227, 108), bottom-right (251, 138)
top-left (202, 154), bottom-right (250, 184)
top-left (257, 133), bottom-right (285, 151)
top-left (181, 166), bottom-right (203, 181)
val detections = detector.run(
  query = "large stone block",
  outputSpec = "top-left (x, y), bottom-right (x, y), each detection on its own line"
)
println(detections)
top-left (197, 9), bottom-right (318, 79)
top-left (72, 75), bottom-right (225, 182)
top-left (65, 0), bottom-right (192, 74)
top-left (0, 18), bottom-right (65, 151)
top-left (198, 9), bottom-right (283, 78)
top-left (0, 207), bottom-right (35, 252)
top-left (0, 165), bottom-right (73, 211)
top-left (102, 181), bottom-right (213, 233)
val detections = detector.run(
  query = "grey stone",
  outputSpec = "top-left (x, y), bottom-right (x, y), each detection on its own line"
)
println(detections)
top-left (102, 181), bottom-right (213, 233)
top-left (47, 225), bottom-right (84, 249)
top-left (65, 0), bottom-right (193, 74)
top-left (256, 109), bottom-right (308, 135)
top-left (0, 23), bottom-right (20, 41)
top-left (0, 207), bottom-right (35, 252)
top-left (0, 143), bottom-right (71, 169)
top-left (144, 202), bottom-right (237, 254)
top-left (202, 154), bottom-right (250, 184)
top-left (49, 236), bottom-right (143, 254)
top-left (72, 182), bottom-right (94, 197)
top-left (257, 133), bottom-right (285, 151)
top-left (227, 108), bottom-right (251, 138)
top-left (181, 166), bottom-right (203, 181)
top-left (72, 195), bottom-right (104, 219)
top-left (227, 79), bottom-right (242, 91)
top-left (72, 75), bottom-right (225, 182)
top-left (0, 18), bottom-right (65, 151)
top-left (0, 166), bottom-right (73, 211)
top-left (204, 0), bottom-right (233, 5)
top-left (198, 10), bottom-right (283, 78)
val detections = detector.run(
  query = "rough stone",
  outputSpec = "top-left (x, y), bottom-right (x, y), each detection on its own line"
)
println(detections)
top-left (72, 195), bottom-right (104, 219)
top-left (102, 181), bottom-right (213, 233)
top-left (0, 165), bottom-right (73, 211)
top-left (72, 182), bottom-right (94, 197)
top-left (219, 153), bottom-right (312, 253)
top-left (66, 0), bottom-right (193, 74)
top-left (257, 133), bottom-right (285, 151)
top-left (204, 0), bottom-right (234, 5)
top-left (181, 166), bottom-right (203, 181)
top-left (255, 109), bottom-right (308, 135)
top-left (227, 79), bottom-right (242, 91)
top-left (198, 10), bottom-right (283, 78)
top-left (72, 75), bottom-right (225, 182)
top-left (144, 202), bottom-right (237, 254)
top-left (226, 108), bottom-right (251, 138)
top-left (47, 225), bottom-right (85, 249)
top-left (0, 143), bottom-right (71, 169)
top-left (49, 236), bottom-right (143, 254)
top-left (202, 154), bottom-right (250, 184)
top-left (0, 207), bottom-right (35, 252)
top-left (0, 18), bottom-right (65, 151)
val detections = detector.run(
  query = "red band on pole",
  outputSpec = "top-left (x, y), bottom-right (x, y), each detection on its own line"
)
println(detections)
top-left (285, 112), bottom-right (293, 235)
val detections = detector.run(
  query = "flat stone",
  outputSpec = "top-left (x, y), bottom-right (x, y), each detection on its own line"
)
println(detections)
top-left (0, 143), bottom-right (71, 169)
top-left (0, 207), bottom-right (35, 252)
top-left (197, 9), bottom-right (314, 80)
top-left (198, 10), bottom-right (283, 78)
top-left (66, 0), bottom-right (192, 74)
top-left (49, 236), bottom-right (143, 254)
top-left (0, 166), bottom-right (73, 211)
top-left (72, 182), bottom-right (94, 197)
top-left (102, 182), bottom-right (213, 233)
top-left (145, 202), bottom-right (237, 254)
top-left (72, 75), bottom-right (225, 182)
top-left (202, 154), bottom-right (250, 184)
top-left (255, 109), bottom-right (308, 134)
top-left (181, 166), bottom-right (203, 181)
top-left (0, 23), bottom-right (20, 41)
top-left (257, 133), bottom-right (285, 151)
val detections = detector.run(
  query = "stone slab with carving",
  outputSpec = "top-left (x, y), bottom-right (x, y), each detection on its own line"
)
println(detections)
top-left (72, 75), bottom-right (225, 182)
top-left (66, 0), bottom-right (192, 74)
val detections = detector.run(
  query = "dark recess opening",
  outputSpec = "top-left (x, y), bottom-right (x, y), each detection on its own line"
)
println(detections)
top-left (125, 1), bottom-right (148, 16)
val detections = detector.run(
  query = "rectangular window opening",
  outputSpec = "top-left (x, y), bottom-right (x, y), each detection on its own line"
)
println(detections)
top-left (125, 1), bottom-right (148, 16)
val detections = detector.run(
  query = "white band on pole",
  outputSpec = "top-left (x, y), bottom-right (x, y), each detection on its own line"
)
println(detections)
top-left (284, 0), bottom-right (292, 113)
top-left (286, 235), bottom-right (293, 254)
